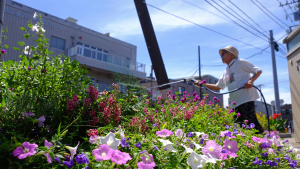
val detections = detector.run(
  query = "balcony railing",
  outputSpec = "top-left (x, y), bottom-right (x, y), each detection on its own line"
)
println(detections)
top-left (68, 45), bottom-right (146, 73)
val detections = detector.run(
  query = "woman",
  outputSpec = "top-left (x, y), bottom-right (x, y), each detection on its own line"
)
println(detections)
top-left (194, 46), bottom-right (264, 134)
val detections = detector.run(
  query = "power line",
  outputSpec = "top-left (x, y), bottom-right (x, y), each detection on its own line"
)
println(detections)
top-left (255, 0), bottom-right (290, 28)
top-left (146, 3), bottom-right (269, 51)
top-left (180, 0), bottom-right (231, 22)
top-left (245, 46), bottom-right (270, 59)
top-left (250, 0), bottom-right (287, 31)
top-left (205, 0), bottom-right (268, 42)
top-left (228, 0), bottom-right (268, 35)
top-left (146, 3), bottom-right (287, 58)
top-left (216, 0), bottom-right (269, 39)
top-left (183, 65), bottom-right (199, 77)
top-left (276, 0), bottom-right (296, 25)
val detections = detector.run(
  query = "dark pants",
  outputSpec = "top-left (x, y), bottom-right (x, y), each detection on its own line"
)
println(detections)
top-left (234, 101), bottom-right (264, 134)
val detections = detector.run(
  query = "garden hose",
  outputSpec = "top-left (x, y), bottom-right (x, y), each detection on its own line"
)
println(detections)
top-left (186, 78), bottom-right (270, 134)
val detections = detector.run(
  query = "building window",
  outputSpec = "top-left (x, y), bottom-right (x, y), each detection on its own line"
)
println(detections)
top-left (50, 36), bottom-right (65, 50)
top-left (288, 109), bottom-right (292, 114)
top-left (178, 87), bottom-right (185, 95)
top-left (281, 109), bottom-right (286, 114)
top-left (287, 33), bottom-right (300, 52)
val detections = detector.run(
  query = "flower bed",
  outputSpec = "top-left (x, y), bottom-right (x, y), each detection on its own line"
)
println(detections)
top-left (0, 13), bottom-right (299, 169)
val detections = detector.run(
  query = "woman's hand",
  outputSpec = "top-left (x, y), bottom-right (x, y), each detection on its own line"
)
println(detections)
top-left (244, 80), bottom-right (253, 89)
top-left (194, 80), bottom-right (202, 86)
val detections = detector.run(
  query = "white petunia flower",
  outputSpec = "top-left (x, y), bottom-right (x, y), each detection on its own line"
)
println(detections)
top-left (187, 152), bottom-right (207, 169)
top-left (165, 144), bottom-right (177, 153)
top-left (158, 139), bottom-right (173, 147)
top-left (193, 132), bottom-right (205, 138)
top-left (24, 46), bottom-right (31, 55)
top-left (181, 144), bottom-right (194, 154)
top-left (192, 141), bottom-right (203, 151)
top-left (65, 141), bottom-right (80, 160)
top-left (99, 132), bottom-right (120, 150)
top-left (89, 135), bottom-right (101, 145)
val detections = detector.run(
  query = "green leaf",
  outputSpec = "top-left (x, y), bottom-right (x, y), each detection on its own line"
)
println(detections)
top-left (39, 146), bottom-right (47, 151)
top-left (12, 47), bottom-right (20, 51)
top-left (4, 45), bottom-right (9, 48)
top-left (58, 123), bottom-right (61, 135)
top-left (18, 42), bottom-right (25, 46)
top-left (49, 151), bottom-right (55, 160)
top-left (20, 27), bottom-right (26, 32)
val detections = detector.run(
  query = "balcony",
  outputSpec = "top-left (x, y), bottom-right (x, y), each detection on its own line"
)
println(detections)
top-left (68, 45), bottom-right (146, 79)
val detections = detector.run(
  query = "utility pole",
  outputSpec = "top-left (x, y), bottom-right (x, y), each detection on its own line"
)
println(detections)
top-left (198, 46), bottom-right (201, 98)
top-left (269, 30), bottom-right (281, 115)
top-left (134, 0), bottom-right (170, 90)
top-left (150, 65), bottom-right (153, 94)
top-left (257, 84), bottom-right (264, 102)
top-left (0, 0), bottom-right (6, 43)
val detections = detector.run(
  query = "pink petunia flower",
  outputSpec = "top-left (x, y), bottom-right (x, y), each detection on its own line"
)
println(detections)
top-left (156, 129), bottom-right (173, 138)
top-left (44, 140), bottom-right (53, 149)
top-left (223, 140), bottom-right (239, 153)
top-left (202, 134), bottom-right (209, 140)
top-left (137, 153), bottom-right (156, 169)
top-left (13, 142), bottom-right (38, 159)
top-left (44, 153), bottom-right (53, 163)
top-left (92, 144), bottom-right (115, 162)
top-left (36, 115), bottom-right (45, 127)
top-left (252, 136), bottom-right (266, 143)
top-left (175, 129), bottom-right (183, 137)
top-left (202, 140), bottom-right (222, 158)
top-left (111, 150), bottom-right (132, 165)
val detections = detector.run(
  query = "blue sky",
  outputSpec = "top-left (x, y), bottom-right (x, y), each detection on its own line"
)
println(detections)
top-left (13, 0), bottom-right (296, 107)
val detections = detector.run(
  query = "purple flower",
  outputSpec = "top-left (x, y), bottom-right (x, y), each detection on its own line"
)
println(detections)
top-left (156, 129), bottom-right (173, 138)
top-left (250, 123), bottom-right (255, 128)
top-left (221, 149), bottom-right (228, 153)
top-left (35, 115), bottom-right (45, 127)
top-left (168, 90), bottom-right (171, 93)
top-left (13, 142), bottom-right (38, 159)
top-left (140, 150), bottom-right (147, 154)
top-left (153, 146), bottom-right (159, 151)
top-left (252, 157), bottom-right (262, 166)
top-left (284, 155), bottom-right (290, 162)
top-left (111, 150), bottom-right (132, 165)
top-left (63, 160), bottom-right (74, 169)
top-left (216, 99), bottom-right (220, 102)
top-left (284, 140), bottom-right (289, 143)
top-left (75, 153), bottom-right (89, 164)
top-left (202, 140), bottom-right (222, 158)
top-left (233, 129), bottom-right (239, 135)
top-left (213, 97), bottom-right (217, 100)
top-left (92, 144), bottom-right (115, 162)
top-left (135, 142), bottom-right (142, 149)
top-left (188, 132), bottom-right (194, 137)
top-left (211, 133), bottom-right (215, 136)
top-left (192, 92), bottom-right (196, 97)
top-left (41, 69), bottom-right (47, 73)
top-left (190, 143), bottom-right (194, 148)
top-left (261, 143), bottom-right (270, 149)
top-left (153, 124), bottom-right (157, 127)
top-left (27, 67), bottom-right (31, 70)
top-left (1, 49), bottom-right (5, 54)
top-left (289, 160), bottom-right (298, 168)
top-left (261, 152), bottom-right (268, 158)
top-left (200, 138), bottom-right (204, 145)
top-left (224, 131), bottom-right (232, 138)
top-left (242, 124), bottom-right (246, 128)
top-left (233, 101), bottom-right (236, 105)
top-left (264, 160), bottom-right (278, 167)
top-left (274, 157), bottom-right (280, 163)
top-left (137, 153), bottom-right (156, 168)
top-left (225, 125), bottom-right (231, 129)
top-left (172, 94), bottom-right (176, 100)
top-left (237, 112), bottom-right (241, 117)
top-left (55, 157), bottom-right (61, 163)
top-left (223, 140), bottom-right (239, 153)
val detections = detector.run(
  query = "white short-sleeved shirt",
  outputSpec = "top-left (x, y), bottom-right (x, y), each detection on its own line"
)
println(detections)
top-left (216, 59), bottom-right (262, 108)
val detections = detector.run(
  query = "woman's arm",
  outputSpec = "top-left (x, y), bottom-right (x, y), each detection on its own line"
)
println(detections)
top-left (194, 80), bottom-right (221, 91)
top-left (244, 70), bottom-right (262, 89)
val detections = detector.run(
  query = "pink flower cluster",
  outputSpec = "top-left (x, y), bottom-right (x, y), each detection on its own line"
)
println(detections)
top-left (88, 110), bottom-right (100, 126)
top-left (88, 86), bottom-right (98, 101)
top-left (98, 94), bottom-right (122, 124)
top-left (67, 95), bottom-right (80, 111)
top-left (88, 129), bottom-right (98, 137)
top-left (92, 144), bottom-right (131, 165)
top-left (84, 98), bottom-right (91, 107)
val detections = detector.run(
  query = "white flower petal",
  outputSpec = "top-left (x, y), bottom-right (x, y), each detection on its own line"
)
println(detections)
top-left (99, 132), bottom-right (120, 150)
top-left (158, 139), bottom-right (173, 146)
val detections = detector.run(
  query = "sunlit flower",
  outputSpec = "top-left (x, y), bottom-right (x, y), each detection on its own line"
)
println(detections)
top-left (175, 129), bottom-right (183, 138)
top-left (156, 129), bottom-right (173, 138)
top-left (223, 140), bottom-right (239, 153)
top-left (202, 140), bottom-right (222, 158)
top-left (33, 12), bottom-right (38, 19)
top-left (24, 46), bottom-right (31, 55)
top-left (65, 141), bottom-right (80, 160)
top-left (13, 141), bottom-right (38, 159)
top-left (187, 152), bottom-right (207, 169)
top-left (137, 153), bottom-right (156, 169)
top-left (99, 132), bottom-right (120, 150)
top-left (92, 144), bottom-right (115, 162)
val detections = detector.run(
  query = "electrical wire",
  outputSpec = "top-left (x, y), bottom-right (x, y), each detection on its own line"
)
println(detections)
top-left (250, 0), bottom-right (287, 31)
top-left (180, 0), bottom-right (231, 22)
top-left (214, 0), bottom-right (270, 39)
top-left (276, 0), bottom-right (296, 25)
top-left (145, 3), bottom-right (287, 58)
top-left (205, 0), bottom-right (269, 42)
top-left (255, 0), bottom-right (290, 28)
top-left (183, 65), bottom-right (199, 77)
top-left (245, 46), bottom-right (270, 59)
top-left (228, 0), bottom-right (269, 34)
